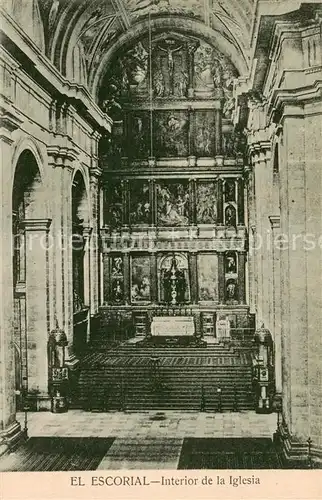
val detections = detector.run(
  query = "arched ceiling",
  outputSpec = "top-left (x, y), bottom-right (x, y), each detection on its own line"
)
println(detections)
top-left (38, 0), bottom-right (255, 98)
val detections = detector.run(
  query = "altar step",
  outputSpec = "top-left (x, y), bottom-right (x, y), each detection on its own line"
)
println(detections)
top-left (77, 348), bottom-right (254, 412)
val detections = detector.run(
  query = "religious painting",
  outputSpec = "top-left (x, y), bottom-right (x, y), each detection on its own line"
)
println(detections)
top-left (198, 254), bottom-right (218, 302)
top-left (110, 255), bottom-right (124, 303)
top-left (159, 253), bottom-right (190, 303)
top-left (131, 255), bottom-right (151, 303)
top-left (194, 44), bottom-right (216, 92)
top-left (156, 181), bottom-right (190, 226)
top-left (129, 181), bottom-right (151, 225)
top-left (225, 203), bottom-right (237, 227)
top-left (225, 252), bottom-right (237, 275)
top-left (154, 111), bottom-right (188, 157)
top-left (196, 181), bottom-right (217, 224)
top-left (104, 181), bottom-right (123, 227)
top-left (195, 112), bottom-right (215, 156)
top-left (127, 111), bottom-right (150, 158)
top-left (225, 278), bottom-right (238, 303)
top-left (224, 179), bottom-right (236, 202)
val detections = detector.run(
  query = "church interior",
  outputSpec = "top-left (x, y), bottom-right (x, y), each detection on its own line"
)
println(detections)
top-left (0, 0), bottom-right (321, 470)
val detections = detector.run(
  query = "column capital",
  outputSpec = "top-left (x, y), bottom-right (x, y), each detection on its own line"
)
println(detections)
top-left (22, 218), bottom-right (52, 232)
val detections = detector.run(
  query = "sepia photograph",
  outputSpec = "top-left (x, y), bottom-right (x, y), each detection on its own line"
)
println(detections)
top-left (0, 0), bottom-right (322, 498)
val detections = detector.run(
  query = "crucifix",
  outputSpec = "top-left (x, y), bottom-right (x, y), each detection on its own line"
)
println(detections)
top-left (158, 41), bottom-right (183, 94)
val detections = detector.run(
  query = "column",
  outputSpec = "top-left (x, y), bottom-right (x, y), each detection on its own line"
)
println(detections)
top-left (83, 227), bottom-right (92, 310)
top-left (269, 215), bottom-right (282, 396)
top-left (89, 165), bottom-right (102, 315)
top-left (189, 252), bottom-right (198, 304)
top-left (0, 108), bottom-right (24, 450)
top-left (279, 110), bottom-right (308, 445)
top-left (215, 108), bottom-right (223, 156)
top-left (102, 253), bottom-right (110, 305)
top-left (47, 147), bottom-right (78, 358)
top-left (123, 251), bottom-right (131, 305)
top-left (24, 219), bottom-right (52, 400)
top-left (218, 253), bottom-right (225, 304)
top-left (188, 108), bottom-right (195, 157)
top-left (237, 177), bottom-right (245, 225)
top-left (189, 178), bottom-right (197, 225)
top-left (150, 252), bottom-right (158, 303)
top-left (187, 43), bottom-right (197, 98)
top-left (237, 252), bottom-right (246, 305)
top-left (217, 178), bottom-right (224, 224)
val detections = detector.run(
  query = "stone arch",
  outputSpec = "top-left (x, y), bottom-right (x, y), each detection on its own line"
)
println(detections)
top-left (90, 16), bottom-right (249, 100)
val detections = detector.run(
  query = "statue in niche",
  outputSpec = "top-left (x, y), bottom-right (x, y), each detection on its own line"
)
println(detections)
top-left (225, 204), bottom-right (236, 227)
top-left (225, 253), bottom-right (237, 274)
top-left (225, 179), bottom-right (236, 202)
top-left (223, 96), bottom-right (235, 119)
top-left (163, 255), bottom-right (186, 305)
top-left (111, 256), bottom-right (123, 277)
top-left (226, 278), bottom-right (238, 302)
top-left (112, 279), bottom-right (124, 303)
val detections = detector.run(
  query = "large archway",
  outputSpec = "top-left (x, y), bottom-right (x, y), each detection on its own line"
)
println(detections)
top-left (12, 149), bottom-right (50, 409)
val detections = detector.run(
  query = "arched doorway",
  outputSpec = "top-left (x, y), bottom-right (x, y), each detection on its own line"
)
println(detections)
top-left (12, 149), bottom-right (50, 409)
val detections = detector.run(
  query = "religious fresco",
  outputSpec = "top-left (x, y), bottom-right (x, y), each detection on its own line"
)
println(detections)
top-left (195, 112), bottom-right (216, 157)
top-left (196, 181), bottom-right (217, 224)
top-left (131, 255), bottom-right (151, 303)
top-left (198, 254), bottom-right (218, 302)
top-left (129, 181), bottom-right (151, 225)
top-left (159, 253), bottom-right (190, 303)
top-left (104, 182), bottom-right (123, 227)
top-left (154, 111), bottom-right (188, 157)
top-left (156, 181), bottom-right (190, 226)
top-left (125, 0), bottom-right (203, 20)
top-left (110, 255), bottom-right (124, 303)
top-left (152, 39), bottom-right (188, 98)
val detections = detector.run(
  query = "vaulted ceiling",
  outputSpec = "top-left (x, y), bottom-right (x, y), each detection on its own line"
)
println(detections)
top-left (17, 0), bottom-right (257, 99)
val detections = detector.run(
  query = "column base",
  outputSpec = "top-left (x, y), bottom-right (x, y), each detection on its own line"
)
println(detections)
top-left (274, 423), bottom-right (322, 468)
top-left (0, 420), bottom-right (26, 457)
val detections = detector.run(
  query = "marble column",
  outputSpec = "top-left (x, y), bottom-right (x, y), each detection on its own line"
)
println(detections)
top-left (189, 252), bottom-right (198, 304)
top-left (123, 252), bottom-right (131, 305)
top-left (237, 252), bottom-right (246, 305)
top-left (150, 252), bottom-right (158, 303)
top-left (218, 253), bottom-right (225, 304)
top-left (217, 178), bottom-right (224, 224)
top-left (215, 108), bottom-right (223, 156)
top-left (237, 177), bottom-right (245, 225)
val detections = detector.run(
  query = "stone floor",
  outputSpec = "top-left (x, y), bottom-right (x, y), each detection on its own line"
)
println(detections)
top-left (17, 410), bottom-right (277, 439)
top-left (9, 410), bottom-right (277, 470)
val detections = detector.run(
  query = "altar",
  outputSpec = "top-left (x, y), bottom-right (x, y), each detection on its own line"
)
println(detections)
top-left (151, 316), bottom-right (195, 337)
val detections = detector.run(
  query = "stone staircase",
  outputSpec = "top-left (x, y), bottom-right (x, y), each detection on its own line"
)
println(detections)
top-left (77, 343), bottom-right (255, 412)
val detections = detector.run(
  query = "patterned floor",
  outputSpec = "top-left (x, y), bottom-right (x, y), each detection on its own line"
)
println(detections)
top-left (0, 410), bottom-right (281, 471)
